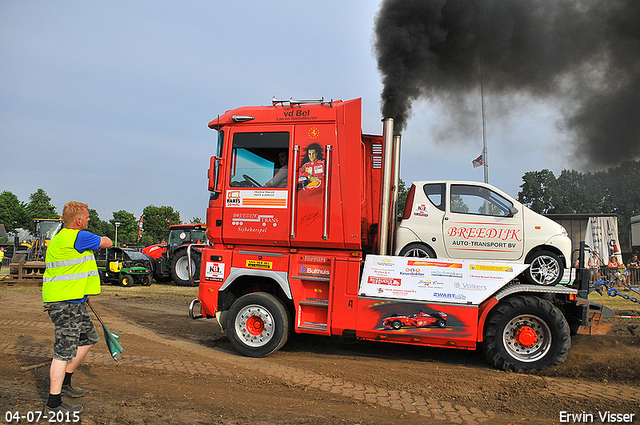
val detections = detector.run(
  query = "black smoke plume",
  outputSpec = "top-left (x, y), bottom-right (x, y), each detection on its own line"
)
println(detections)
top-left (374, 0), bottom-right (640, 167)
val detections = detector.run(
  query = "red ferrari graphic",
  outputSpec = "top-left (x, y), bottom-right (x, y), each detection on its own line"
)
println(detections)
top-left (382, 310), bottom-right (448, 330)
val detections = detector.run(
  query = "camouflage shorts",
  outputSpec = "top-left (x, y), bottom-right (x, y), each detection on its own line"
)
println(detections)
top-left (45, 302), bottom-right (100, 361)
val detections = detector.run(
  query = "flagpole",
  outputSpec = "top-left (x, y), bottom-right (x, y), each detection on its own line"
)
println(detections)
top-left (480, 63), bottom-right (488, 184)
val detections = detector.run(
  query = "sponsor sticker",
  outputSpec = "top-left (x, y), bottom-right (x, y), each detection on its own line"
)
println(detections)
top-left (470, 264), bottom-right (514, 273)
top-left (300, 264), bottom-right (330, 276)
top-left (400, 267), bottom-right (425, 277)
top-left (226, 190), bottom-right (288, 208)
top-left (205, 262), bottom-right (225, 280)
top-left (303, 256), bottom-right (327, 263)
top-left (433, 292), bottom-right (467, 301)
top-left (430, 270), bottom-right (464, 278)
top-left (408, 260), bottom-right (462, 268)
top-left (414, 203), bottom-right (429, 217)
top-left (367, 276), bottom-right (402, 286)
top-left (246, 260), bottom-right (273, 270)
top-left (376, 258), bottom-right (396, 267)
top-left (454, 282), bottom-right (487, 291)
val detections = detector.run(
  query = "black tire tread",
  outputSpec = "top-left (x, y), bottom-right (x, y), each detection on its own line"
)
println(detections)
top-left (170, 250), bottom-right (199, 287)
top-left (481, 295), bottom-right (570, 372)
top-left (226, 292), bottom-right (289, 358)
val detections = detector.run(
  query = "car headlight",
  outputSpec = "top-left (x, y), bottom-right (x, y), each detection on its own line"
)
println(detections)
top-left (561, 226), bottom-right (568, 237)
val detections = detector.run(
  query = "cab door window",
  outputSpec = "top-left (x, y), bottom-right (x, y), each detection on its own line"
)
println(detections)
top-left (450, 185), bottom-right (514, 217)
top-left (230, 132), bottom-right (290, 188)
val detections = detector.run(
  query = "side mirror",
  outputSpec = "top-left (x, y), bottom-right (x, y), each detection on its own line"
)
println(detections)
top-left (208, 156), bottom-right (220, 192)
top-left (509, 206), bottom-right (519, 217)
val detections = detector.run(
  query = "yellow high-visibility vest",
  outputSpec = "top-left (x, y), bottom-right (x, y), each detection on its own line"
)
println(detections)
top-left (43, 228), bottom-right (101, 302)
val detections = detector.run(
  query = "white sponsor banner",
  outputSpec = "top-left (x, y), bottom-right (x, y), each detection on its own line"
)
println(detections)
top-left (584, 216), bottom-right (621, 264)
top-left (359, 255), bottom-right (529, 305)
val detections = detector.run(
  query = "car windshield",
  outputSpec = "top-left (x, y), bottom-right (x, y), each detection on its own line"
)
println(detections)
top-left (122, 249), bottom-right (147, 260)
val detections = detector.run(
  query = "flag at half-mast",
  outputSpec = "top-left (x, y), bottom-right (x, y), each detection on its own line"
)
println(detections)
top-left (472, 153), bottom-right (484, 168)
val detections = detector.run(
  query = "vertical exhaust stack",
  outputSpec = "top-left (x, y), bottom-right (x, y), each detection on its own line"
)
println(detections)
top-left (378, 117), bottom-right (395, 255)
top-left (390, 134), bottom-right (402, 253)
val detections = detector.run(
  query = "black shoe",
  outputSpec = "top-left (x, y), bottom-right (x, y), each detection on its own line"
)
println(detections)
top-left (44, 401), bottom-right (84, 414)
top-left (61, 384), bottom-right (85, 398)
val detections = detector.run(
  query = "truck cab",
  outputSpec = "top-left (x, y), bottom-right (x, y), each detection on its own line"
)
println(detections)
top-left (206, 98), bottom-right (382, 252)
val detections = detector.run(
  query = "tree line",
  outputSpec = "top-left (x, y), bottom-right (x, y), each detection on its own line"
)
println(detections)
top-left (0, 189), bottom-right (202, 247)
top-left (517, 160), bottom-right (640, 250)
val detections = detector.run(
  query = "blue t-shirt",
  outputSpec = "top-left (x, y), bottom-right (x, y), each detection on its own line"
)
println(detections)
top-left (68, 230), bottom-right (101, 303)
top-left (74, 230), bottom-right (102, 253)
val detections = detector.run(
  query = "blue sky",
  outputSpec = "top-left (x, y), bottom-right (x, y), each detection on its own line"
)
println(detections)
top-left (1, 1), bottom-right (573, 223)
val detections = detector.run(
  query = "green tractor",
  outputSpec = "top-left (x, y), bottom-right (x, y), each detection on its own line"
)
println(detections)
top-left (96, 247), bottom-right (153, 287)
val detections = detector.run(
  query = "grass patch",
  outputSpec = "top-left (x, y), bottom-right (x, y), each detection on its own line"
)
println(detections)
top-left (0, 271), bottom-right (198, 303)
top-left (589, 288), bottom-right (640, 312)
top-left (99, 282), bottom-right (198, 302)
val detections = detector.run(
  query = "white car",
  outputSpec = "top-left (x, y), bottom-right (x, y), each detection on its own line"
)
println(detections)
top-left (394, 181), bottom-right (571, 286)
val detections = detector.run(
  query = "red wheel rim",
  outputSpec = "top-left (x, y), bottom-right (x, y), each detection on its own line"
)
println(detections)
top-left (246, 315), bottom-right (265, 336)
top-left (514, 325), bottom-right (538, 348)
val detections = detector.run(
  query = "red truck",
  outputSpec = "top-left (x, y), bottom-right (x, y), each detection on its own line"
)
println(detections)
top-left (189, 97), bottom-right (610, 371)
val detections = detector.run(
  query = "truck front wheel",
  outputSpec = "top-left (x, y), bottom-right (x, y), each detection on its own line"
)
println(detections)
top-left (481, 296), bottom-right (570, 372)
top-left (170, 250), bottom-right (199, 287)
top-left (226, 292), bottom-right (290, 358)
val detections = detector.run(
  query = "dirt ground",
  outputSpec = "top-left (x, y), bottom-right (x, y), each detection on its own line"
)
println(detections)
top-left (1, 282), bottom-right (639, 425)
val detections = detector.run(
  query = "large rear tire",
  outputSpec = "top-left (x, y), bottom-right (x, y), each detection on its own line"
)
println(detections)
top-left (170, 250), bottom-right (199, 287)
top-left (481, 296), bottom-right (570, 371)
top-left (226, 292), bottom-right (290, 358)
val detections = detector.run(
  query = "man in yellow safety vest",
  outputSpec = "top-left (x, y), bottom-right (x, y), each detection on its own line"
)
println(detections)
top-left (42, 201), bottom-right (112, 415)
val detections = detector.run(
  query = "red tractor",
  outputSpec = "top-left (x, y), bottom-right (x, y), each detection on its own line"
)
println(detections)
top-left (142, 224), bottom-right (206, 286)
